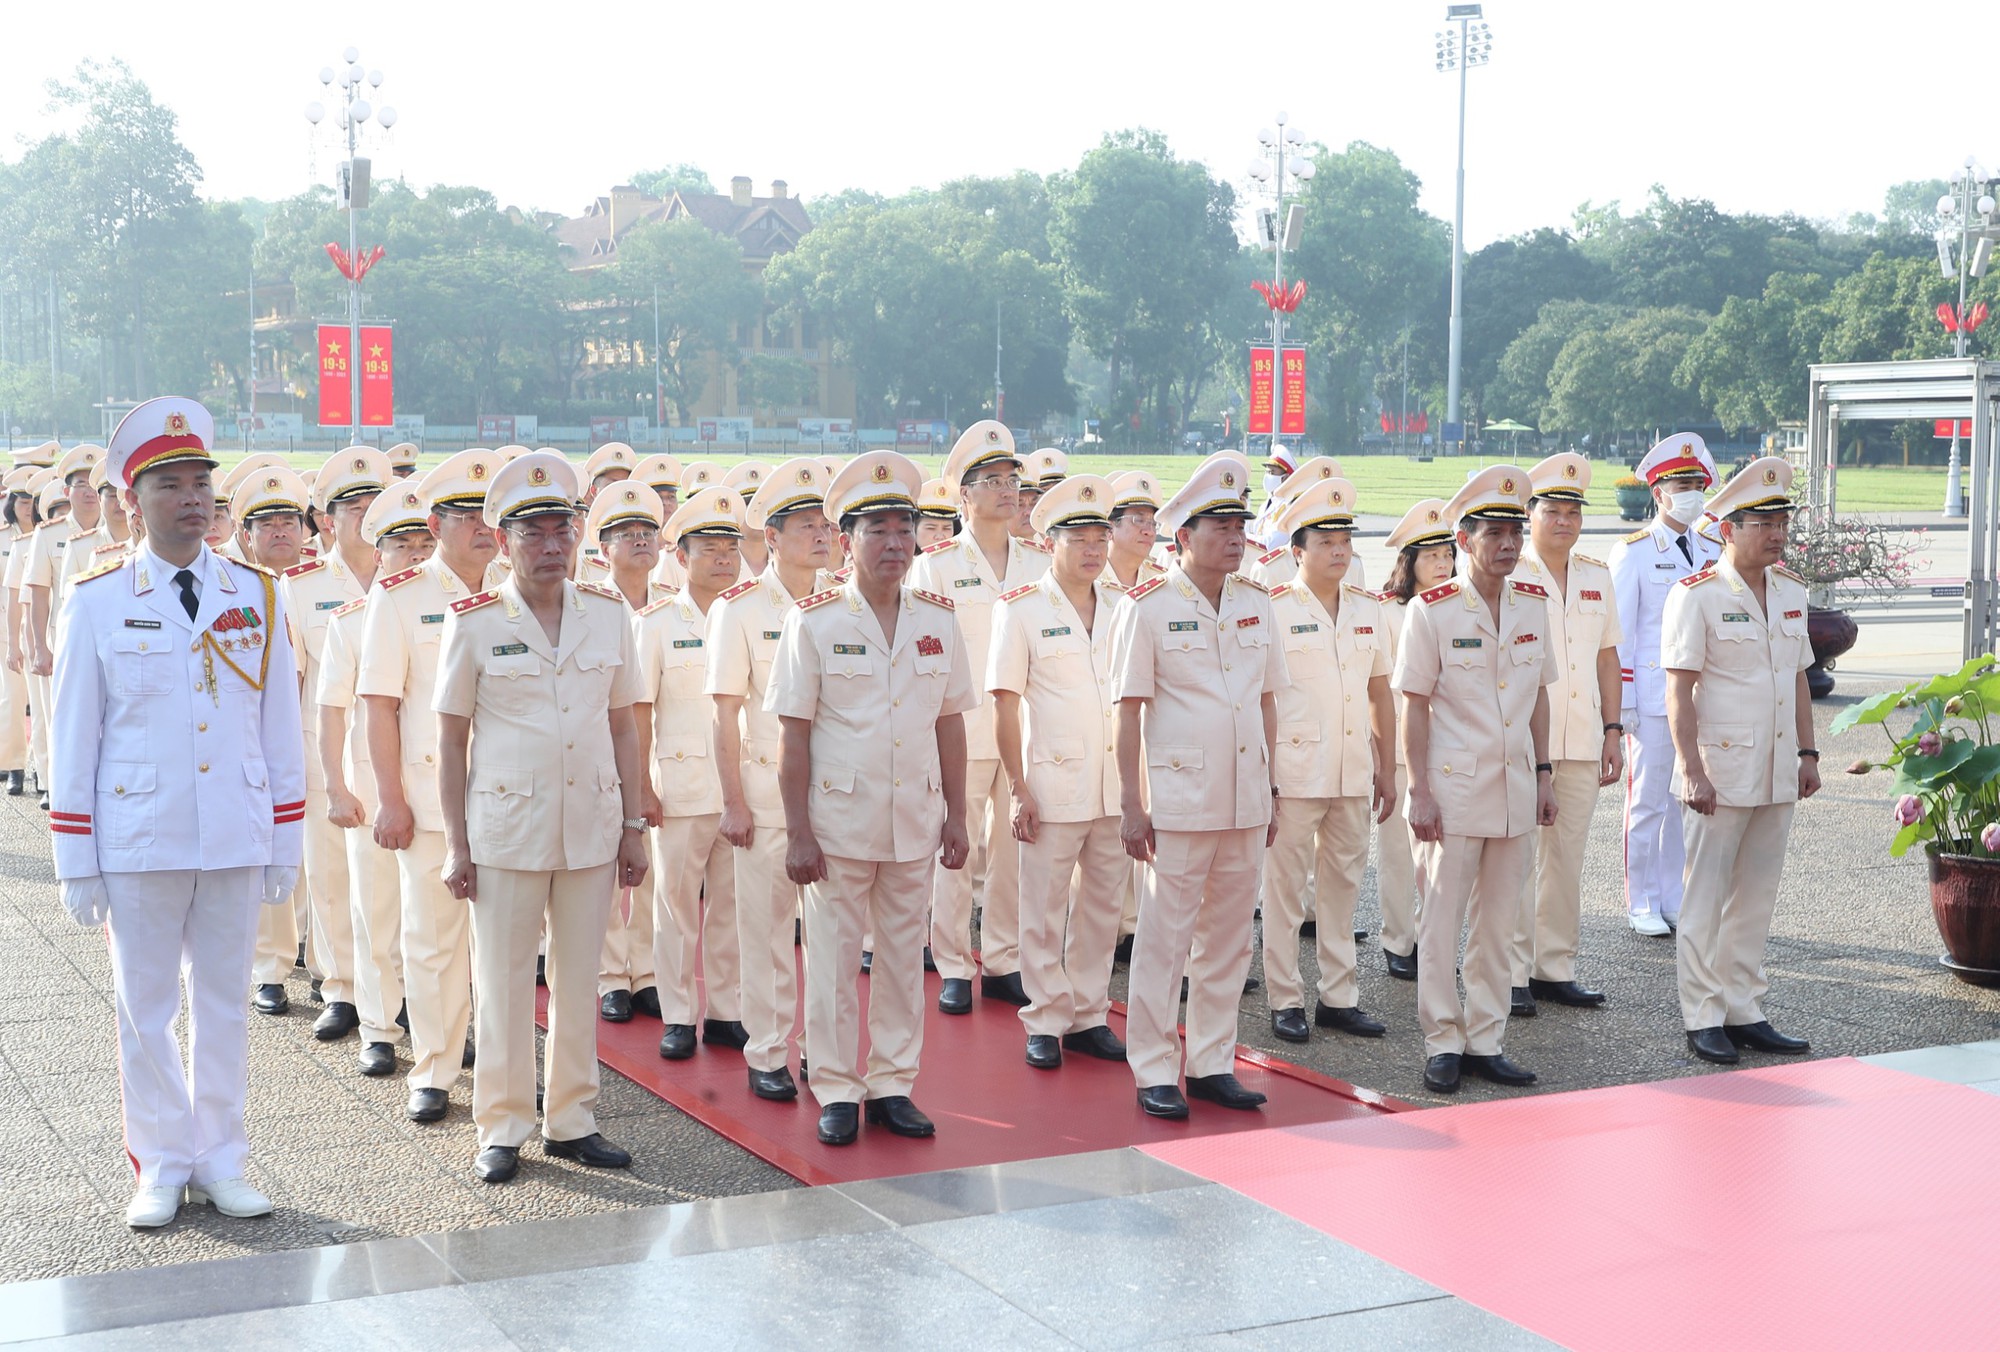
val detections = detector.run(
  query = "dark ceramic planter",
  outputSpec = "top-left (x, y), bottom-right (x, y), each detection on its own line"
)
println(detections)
top-left (1927, 847), bottom-right (2000, 987)
top-left (1614, 485), bottom-right (1653, 522)
top-left (1805, 606), bottom-right (1857, 699)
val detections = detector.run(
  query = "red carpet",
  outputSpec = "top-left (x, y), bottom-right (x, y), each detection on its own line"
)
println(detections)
top-left (1143, 1058), bottom-right (2000, 1352)
top-left (542, 970), bottom-right (1397, 1187)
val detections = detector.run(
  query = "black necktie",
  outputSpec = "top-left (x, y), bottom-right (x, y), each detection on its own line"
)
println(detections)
top-left (173, 568), bottom-right (198, 621)
top-left (1675, 534), bottom-right (1693, 567)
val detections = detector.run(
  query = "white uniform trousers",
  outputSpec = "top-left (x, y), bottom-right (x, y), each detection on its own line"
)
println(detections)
top-left (398, 830), bottom-right (472, 1091)
top-left (103, 866), bottom-right (260, 1190)
top-left (27, 670), bottom-right (50, 785)
top-left (1375, 767), bottom-right (1420, 958)
top-left (733, 826), bottom-right (802, 1074)
top-left (250, 877), bottom-right (300, 985)
top-left (651, 813), bottom-right (741, 1025)
top-left (1510, 760), bottom-right (1601, 985)
top-left (805, 854), bottom-right (933, 1106)
top-left (1417, 832), bottom-right (1530, 1057)
top-left (1624, 714), bottom-right (1684, 923)
top-left (1263, 796), bottom-right (1370, 1012)
top-left (0, 658), bottom-right (26, 769)
top-left (929, 758), bottom-right (1021, 979)
top-left (302, 785), bottom-right (355, 1006)
top-left (1116, 860), bottom-right (1140, 940)
top-left (1676, 802), bottom-right (1795, 1030)
top-left (1018, 816), bottom-right (1126, 1038)
top-left (470, 861), bottom-right (615, 1148)
top-left (1126, 827), bottom-right (1263, 1089)
top-left (347, 827), bottom-right (405, 1045)
top-left (597, 884), bottom-right (656, 998)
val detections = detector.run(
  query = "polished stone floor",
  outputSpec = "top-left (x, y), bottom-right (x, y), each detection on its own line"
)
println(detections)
top-left (6, 1043), bottom-right (1996, 1351)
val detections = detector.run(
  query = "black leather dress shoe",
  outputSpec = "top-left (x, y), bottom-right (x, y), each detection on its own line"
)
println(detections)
top-left (1462, 1053), bottom-right (1537, 1086)
top-left (1316, 1004), bottom-right (1386, 1038)
top-left (462, 1040), bottom-right (476, 1069)
top-left (817, 1102), bottom-right (859, 1145)
top-left (659, 1025), bottom-right (696, 1059)
top-left (748, 1066), bottom-right (798, 1101)
top-left (865, 1095), bottom-right (936, 1137)
top-left (474, 1145), bottom-right (519, 1183)
top-left (395, 1000), bottom-right (410, 1031)
top-left (37, 789), bottom-right (50, 811)
top-left (923, 945), bottom-right (937, 973)
top-left (407, 1087), bottom-right (449, 1122)
top-left (1113, 934), bottom-right (1134, 966)
top-left (5, 769), bottom-right (21, 795)
top-left (1244, 975), bottom-right (1262, 994)
top-left (1529, 978), bottom-right (1607, 1007)
top-left (1025, 1034), bottom-right (1063, 1069)
top-left (1510, 986), bottom-right (1538, 1018)
top-left (1271, 1008), bottom-right (1311, 1043)
top-left (703, 1018), bottom-right (749, 1049)
top-left (1061, 1025), bottom-right (1127, 1060)
top-left (544, 1132), bottom-right (632, 1168)
top-left (1299, 919), bottom-right (1316, 938)
top-left (1137, 1085), bottom-right (1189, 1119)
top-left (1353, 927), bottom-right (1369, 943)
top-left (313, 1001), bottom-right (359, 1041)
top-left (1687, 1027), bottom-right (1740, 1064)
top-left (600, 990), bottom-right (633, 1023)
top-left (357, 1041), bottom-right (397, 1077)
top-left (1385, 948), bottom-right (1418, 981)
top-left (296, 942), bottom-right (308, 969)
top-left (1424, 1053), bottom-right (1462, 1093)
top-left (859, 950), bottom-right (873, 975)
top-left (1725, 1021), bottom-right (1811, 1054)
top-left (938, 978), bottom-right (972, 1014)
top-left (310, 977), bottom-right (324, 1004)
top-left (630, 986), bottom-right (661, 1019)
top-left (981, 971), bottom-right (1029, 1006)
top-left (253, 984), bottom-right (289, 1016)
top-left (1184, 1073), bottom-right (1268, 1110)
top-left (535, 955), bottom-right (546, 986)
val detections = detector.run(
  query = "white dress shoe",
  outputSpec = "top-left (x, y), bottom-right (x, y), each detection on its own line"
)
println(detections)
top-left (125, 1185), bottom-right (182, 1229)
top-left (1629, 912), bottom-right (1672, 937)
top-left (186, 1177), bottom-right (273, 1218)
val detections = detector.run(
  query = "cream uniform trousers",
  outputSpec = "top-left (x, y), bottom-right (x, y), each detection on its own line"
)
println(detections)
top-left (732, 825), bottom-right (802, 1073)
top-left (251, 875), bottom-right (301, 985)
top-left (1510, 758), bottom-right (1601, 985)
top-left (598, 884), bottom-right (656, 999)
top-left (650, 813), bottom-right (740, 1026)
top-left (1419, 833), bottom-right (1532, 1056)
top-left (1263, 796), bottom-right (1371, 1011)
top-left (1677, 802), bottom-right (1793, 1029)
top-left (1375, 766), bottom-right (1420, 959)
top-left (1017, 816), bottom-right (1126, 1037)
top-left (0, 649), bottom-right (25, 771)
top-left (1126, 827), bottom-right (1265, 1087)
top-left (399, 830), bottom-right (471, 1089)
top-left (930, 757), bottom-right (1019, 979)
top-left (806, 855), bottom-right (934, 1104)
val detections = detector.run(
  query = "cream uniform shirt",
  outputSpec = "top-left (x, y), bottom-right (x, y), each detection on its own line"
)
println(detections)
top-left (1110, 568), bottom-right (1288, 833)
top-left (633, 590), bottom-right (722, 817)
top-left (1391, 577), bottom-right (1558, 839)
top-left (765, 580), bottom-right (976, 863)
top-left (909, 533), bottom-right (1050, 761)
top-left (1513, 546), bottom-right (1621, 762)
top-left (354, 556), bottom-right (483, 833)
top-left (433, 577), bottom-right (642, 872)
top-left (1662, 559), bottom-right (1812, 808)
top-left (1269, 580), bottom-right (1390, 799)
top-left (987, 574), bottom-right (1125, 823)
top-left (280, 553), bottom-right (368, 793)
top-left (705, 570), bottom-right (808, 830)
top-left (23, 517), bottom-right (77, 595)
top-left (315, 596), bottom-right (379, 809)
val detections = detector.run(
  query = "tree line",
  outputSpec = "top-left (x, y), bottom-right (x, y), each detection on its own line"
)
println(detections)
top-left (0, 61), bottom-right (1990, 454)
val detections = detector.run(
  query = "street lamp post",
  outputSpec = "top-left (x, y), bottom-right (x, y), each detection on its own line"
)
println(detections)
top-left (1247, 113), bottom-right (1314, 455)
top-left (304, 49), bottom-right (398, 439)
top-left (1936, 158), bottom-right (1997, 517)
top-left (1436, 4), bottom-right (1492, 455)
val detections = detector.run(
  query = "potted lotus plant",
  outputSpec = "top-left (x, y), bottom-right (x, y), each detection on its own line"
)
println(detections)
top-left (1835, 654), bottom-right (2000, 986)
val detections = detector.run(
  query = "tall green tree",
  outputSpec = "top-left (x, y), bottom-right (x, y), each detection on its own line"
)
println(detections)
top-left (609, 217), bottom-right (760, 424)
top-left (1676, 272), bottom-right (1834, 429)
top-left (630, 164), bottom-right (715, 198)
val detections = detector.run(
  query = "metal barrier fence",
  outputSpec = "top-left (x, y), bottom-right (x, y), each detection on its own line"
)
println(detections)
top-left (1839, 581), bottom-right (1967, 625)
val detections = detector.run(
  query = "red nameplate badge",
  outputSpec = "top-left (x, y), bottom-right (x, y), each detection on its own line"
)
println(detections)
top-left (915, 635), bottom-right (943, 657)
top-left (1580, 590), bottom-right (1602, 601)
top-left (1783, 609), bottom-right (1802, 620)
top-left (1353, 626), bottom-right (1373, 635)
top-left (1515, 632), bottom-right (1539, 644)
top-left (1236, 615), bottom-right (1261, 629)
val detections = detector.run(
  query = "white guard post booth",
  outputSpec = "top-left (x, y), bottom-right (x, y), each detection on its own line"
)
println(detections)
top-left (1805, 357), bottom-right (2000, 660)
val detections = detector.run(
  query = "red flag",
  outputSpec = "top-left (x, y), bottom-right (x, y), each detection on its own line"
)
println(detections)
top-left (1939, 302), bottom-right (1961, 333)
top-left (1279, 347), bottom-right (1307, 436)
top-left (317, 324), bottom-right (351, 426)
top-left (359, 326), bottom-right (394, 427)
top-left (1969, 302), bottom-right (1990, 334)
top-left (1247, 346), bottom-right (1275, 435)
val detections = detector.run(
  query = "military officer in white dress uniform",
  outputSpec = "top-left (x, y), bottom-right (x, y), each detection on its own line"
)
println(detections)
top-left (1608, 434), bottom-right (1720, 936)
top-left (768, 451), bottom-right (974, 1147)
top-left (435, 450), bottom-right (650, 1184)
top-left (50, 396), bottom-right (304, 1228)
top-left (1664, 456), bottom-right (1820, 1065)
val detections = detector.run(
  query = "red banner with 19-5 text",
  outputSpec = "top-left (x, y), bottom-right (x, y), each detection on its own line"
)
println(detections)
top-left (1279, 346), bottom-right (1307, 436)
top-left (317, 324), bottom-right (395, 427)
top-left (1247, 345), bottom-right (1275, 436)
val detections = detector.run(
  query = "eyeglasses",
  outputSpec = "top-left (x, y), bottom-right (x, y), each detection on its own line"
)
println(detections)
top-left (966, 474), bottom-right (1022, 491)
top-left (604, 524), bottom-right (660, 542)
top-left (508, 522), bottom-right (576, 545)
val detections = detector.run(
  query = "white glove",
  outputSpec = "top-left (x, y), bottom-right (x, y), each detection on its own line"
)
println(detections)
top-left (61, 877), bottom-right (111, 927)
top-left (262, 866), bottom-right (299, 907)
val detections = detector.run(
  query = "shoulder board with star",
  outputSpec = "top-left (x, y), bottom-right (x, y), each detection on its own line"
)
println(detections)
top-left (450, 590), bottom-right (501, 614)
top-left (1572, 552), bottom-right (1606, 569)
top-left (1257, 547), bottom-right (1285, 566)
top-left (1622, 526), bottom-right (1651, 544)
top-left (33, 520), bottom-right (62, 534)
top-left (1342, 582), bottom-right (1373, 599)
top-left (1419, 581), bottom-right (1460, 605)
top-left (921, 538), bottom-right (960, 555)
top-left (1233, 575), bottom-right (1268, 594)
top-left (1679, 566), bottom-right (1719, 588)
top-left (1129, 576), bottom-right (1168, 603)
top-left (577, 581), bottom-right (622, 602)
top-left (798, 588), bottom-right (843, 611)
top-left (1511, 580), bottom-right (1549, 599)
top-left (998, 583), bottom-right (1037, 604)
top-left (332, 596), bottom-right (369, 618)
top-left (1371, 589), bottom-right (1398, 604)
top-left (1019, 537), bottom-right (1052, 555)
top-left (283, 559), bottom-right (325, 579)
top-left (232, 558), bottom-right (276, 578)
top-left (1102, 578), bottom-right (1130, 594)
top-left (718, 578), bottom-right (759, 603)
top-left (913, 588), bottom-right (954, 611)
top-left (1269, 583), bottom-right (1293, 600)
top-left (639, 595), bottom-right (678, 617)
top-left (1772, 563), bottom-right (1805, 586)
top-left (74, 559), bottom-right (125, 586)
top-left (379, 566), bottom-right (423, 591)
top-left (831, 566), bottom-right (853, 583)
top-left (93, 540), bottom-right (125, 556)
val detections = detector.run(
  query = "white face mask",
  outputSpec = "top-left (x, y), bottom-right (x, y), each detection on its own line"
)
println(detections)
top-left (1263, 472), bottom-right (1285, 496)
top-left (1667, 490), bottom-right (1706, 522)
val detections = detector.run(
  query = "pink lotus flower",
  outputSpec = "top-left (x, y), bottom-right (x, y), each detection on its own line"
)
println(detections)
top-left (1917, 731), bottom-right (1943, 756)
top-left (1895, 795), bottom-right (1923, 826)
top-left (1983, 823), bottom-right (2000, 855)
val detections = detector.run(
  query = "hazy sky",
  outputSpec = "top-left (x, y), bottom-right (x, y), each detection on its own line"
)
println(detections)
top-left (3, 0), bottom-right (1980, 244)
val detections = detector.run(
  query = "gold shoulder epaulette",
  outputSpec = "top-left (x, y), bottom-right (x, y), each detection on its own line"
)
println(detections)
top-left (1018, 537), bottom-right (1051, 555)
top-left (282, 559), bottom-right (325, 579)
top-left (639, 595), bottom-right (677, 617)
top-left (1512, 580), bottom-right (1549, 599)
top-left (1419, 581), bottom-right (1460, 605)
top-left (832, 566), bottom-right (853, 583)
top-left (1679, 567), bottom-right (1719, 588)
top-left (1102, 578), bottom-right (1129, 594)
top-left (451, 590), bottom-right (500, 614)
top-left (1234, 575), bottom-right (1269, 594)
top-left (1371, 588), bottom-right (1398, 604)
top-left (233, 558), bottom-right (276, 578)
top-left (1623, 526), bottom-right (1651, 544)
top-left (1772, 563), bottom-right (1805, 585)
top-left (913, 588), bottom-right (955, 610)
top-left (1341, 582), bottom-right (1373, 598)
top-left (1257, 547), bottom-right (1285, 566)
top-left (577, 581), bottom-right (621, 602)
top-left (379, 566), bottom-right (422, 591)
top-left (74, 560), bottom-right (123, 586)
top-left (1270, 583), bottom-right (1293, 600)
top-left (1572, 552), bottom-right (1605, 568)
top-left (93, 540), bottom-right (125, 556)
top-left (718, 578), bottom-right (759, 602)
top-left (1129, 576), bottom-right (1168, 602)
top-left (799, 588), bottom-right (842, 611)
top-left (332, 596), bottom-right (369, 618)
top-left (921, 538), bottom-right (959, 555)
top-left (998, 583), bottom-right (1037, 604)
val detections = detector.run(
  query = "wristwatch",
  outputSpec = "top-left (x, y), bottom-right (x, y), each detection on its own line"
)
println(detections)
top-left (621, 817), bottom-right (647, 831)
top-left (1798, 749), bottom-right (1820, 760)
top-left (1603, 721), bottom-right (1625, 733)
top-left (1535, 762), bottom-right (1554, 774)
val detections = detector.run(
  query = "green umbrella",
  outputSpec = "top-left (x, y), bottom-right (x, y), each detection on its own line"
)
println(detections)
top-left (1484, 419), bottom-right (1536, 433)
